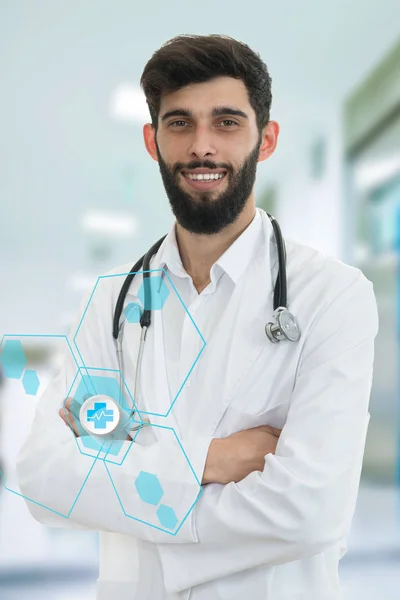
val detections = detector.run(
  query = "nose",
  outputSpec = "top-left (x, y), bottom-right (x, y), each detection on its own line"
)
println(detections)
top-left (187, 126), bottom-right (217, 159)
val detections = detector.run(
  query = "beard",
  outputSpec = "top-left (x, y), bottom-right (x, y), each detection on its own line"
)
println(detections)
top-left (154, 135), bottom-right (262, 235)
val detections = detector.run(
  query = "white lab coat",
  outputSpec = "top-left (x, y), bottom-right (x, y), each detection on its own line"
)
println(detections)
top-left (16, 209), bottom-right (379, 600)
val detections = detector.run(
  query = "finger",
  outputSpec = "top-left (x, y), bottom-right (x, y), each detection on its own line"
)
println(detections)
top-left (59, 406), bottom-right (71, 427)
top-left (66, 409), bottom-right (79, 436)
top-left (68, 398), bottom-right (84, 419)
top-left (58, 406), bottom-right (69, 425)
top-left (59, 407), bottom-right (79, 437)
top-left (65, 397), bottom-right (79, 413)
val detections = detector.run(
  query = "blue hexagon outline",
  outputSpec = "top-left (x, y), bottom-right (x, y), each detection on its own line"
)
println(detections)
top-left (137, 274), bottom-right (170, 311)
top-left (0, 334), bottom-right (204, 533)
top-left (0, 333), bottom-right (106, 520)
top-left (72, 268), bottom-right (207, 419)
top-left (62, 365), bottom-right (145, 467)
top-left (104, 420), bottom-right (205, 536)
top-left (63, 366), bottom-right (144, 466)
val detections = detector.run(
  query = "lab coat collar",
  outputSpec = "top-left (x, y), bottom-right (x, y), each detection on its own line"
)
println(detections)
top-left (157, 207), bottom-right (264, 286)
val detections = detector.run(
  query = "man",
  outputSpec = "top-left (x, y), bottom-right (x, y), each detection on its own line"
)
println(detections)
top-left (16, 34), bottom-right (378, 600)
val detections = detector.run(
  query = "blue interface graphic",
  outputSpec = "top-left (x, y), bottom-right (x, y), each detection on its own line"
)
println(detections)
top-left (87, 402), bottom-right (114, 429)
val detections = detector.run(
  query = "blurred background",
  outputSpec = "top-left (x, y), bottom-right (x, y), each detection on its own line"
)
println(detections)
top-left (1, 0), bottom-right (400, 598)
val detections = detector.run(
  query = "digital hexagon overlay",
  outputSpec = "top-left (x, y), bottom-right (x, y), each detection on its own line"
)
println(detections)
top-left (104, 421), bottom-right (204, 536)
top-left (0, 334), bottom-right (103, 520)
top-left (0, 339), bottom-right (27, 379)
top-left (137, 275), bottom-right (169, 310)
top-left (124, 302), bottom-right (143, 323)
top-left (156, 504), bottom-right (178, 530)
top-left (63, 366), bottom-right (144, 466)
top-left (135, 471), bottom-right (164, 506)
top-left (73, 269), bottom-right (206, 419)
top-left (22, 369), bottom-right (40, 396)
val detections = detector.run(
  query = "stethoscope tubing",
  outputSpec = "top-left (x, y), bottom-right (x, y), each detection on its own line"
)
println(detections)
top-left (112, 212), bottom-right (300, 422)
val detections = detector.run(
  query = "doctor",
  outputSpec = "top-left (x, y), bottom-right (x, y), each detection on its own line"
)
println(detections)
top-left (16, 34), bottom-right (379, 600)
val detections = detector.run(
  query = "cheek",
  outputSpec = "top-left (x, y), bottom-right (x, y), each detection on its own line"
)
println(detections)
top-left (156, 133), bottom-right (178, 156)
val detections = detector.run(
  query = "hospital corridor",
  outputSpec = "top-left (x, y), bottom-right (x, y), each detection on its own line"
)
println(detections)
top-left (1, 1), bottom-right (400, 598)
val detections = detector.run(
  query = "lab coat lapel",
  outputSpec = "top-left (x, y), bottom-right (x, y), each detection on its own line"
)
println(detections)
top-left (142, 305), bottom-right (181, 433)
top-left (187, 218), bottom-right (278, 438)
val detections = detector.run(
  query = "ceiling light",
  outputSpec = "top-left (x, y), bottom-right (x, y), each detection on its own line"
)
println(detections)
top-left (110, 83), bottom-right (150, 122)
top-left (80, 210), bottom-right (139, 237)
top-left (354, 154), bottom-right (400, 192)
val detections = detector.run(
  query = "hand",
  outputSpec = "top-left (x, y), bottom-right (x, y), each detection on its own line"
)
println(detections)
top-left (59, 397), bottom-right (132, 441)
top-left (202, 424), bottom-right (282, 485)
top-left (59, 397), bottom-right (85, 437)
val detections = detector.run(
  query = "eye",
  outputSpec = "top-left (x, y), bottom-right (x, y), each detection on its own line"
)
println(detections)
top-left (218, 119), bottom-right (238, 127)
top-left (168, 120), bottom-right (189, 127)
top-left (167, 119), bottom-right (238, 128)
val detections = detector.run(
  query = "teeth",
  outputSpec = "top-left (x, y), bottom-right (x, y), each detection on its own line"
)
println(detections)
top-left (185, 172), bottom-right (225, 181)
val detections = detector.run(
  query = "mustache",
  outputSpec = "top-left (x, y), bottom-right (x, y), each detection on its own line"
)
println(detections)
top-left (175, 162), bottom-right (231, 173)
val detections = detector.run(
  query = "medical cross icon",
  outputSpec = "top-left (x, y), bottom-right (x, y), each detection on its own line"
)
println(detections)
top-left (87, 402), bottom-right (115, 429)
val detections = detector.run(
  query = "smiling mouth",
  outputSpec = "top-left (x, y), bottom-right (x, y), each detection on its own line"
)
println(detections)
top-left (181, 171), bottom-right (227, 190)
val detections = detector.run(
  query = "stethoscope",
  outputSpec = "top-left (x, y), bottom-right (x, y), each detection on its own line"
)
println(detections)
top-left (78, 212), bottom-right (301, 439)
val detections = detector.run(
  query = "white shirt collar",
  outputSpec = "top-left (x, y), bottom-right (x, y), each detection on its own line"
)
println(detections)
top-left (157, 207), bottom-right (264, 286)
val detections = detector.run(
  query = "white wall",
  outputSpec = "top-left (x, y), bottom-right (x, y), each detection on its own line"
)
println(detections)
top-left (275, 106), bottom-right (344, 260)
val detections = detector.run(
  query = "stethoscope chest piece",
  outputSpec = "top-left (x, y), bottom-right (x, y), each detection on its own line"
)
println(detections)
top-left (265, 307), bottom-right (301, 343)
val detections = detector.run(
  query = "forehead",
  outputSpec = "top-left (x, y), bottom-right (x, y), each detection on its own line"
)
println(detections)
top-left (159, 76), bottom-right (253, 117)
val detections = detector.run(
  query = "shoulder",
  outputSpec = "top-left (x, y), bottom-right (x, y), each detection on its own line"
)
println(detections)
top-left (282, 238), bottom-right (378, 339)
top-left (285, 237), bottom-right (374, 303)
top-left (76, 261), bottom-right (140, 320)
top-left (97, 261), bottom-right (139, 302)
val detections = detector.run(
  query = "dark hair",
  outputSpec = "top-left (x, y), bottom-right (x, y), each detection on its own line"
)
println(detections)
top-left (140, 34), bottom-right (272, 134)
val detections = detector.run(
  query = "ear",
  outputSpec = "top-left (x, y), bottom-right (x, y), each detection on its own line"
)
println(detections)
top-left (258, 120), bottom-right (280, 163)
top-left (143, 123), bottom-right (158, 162)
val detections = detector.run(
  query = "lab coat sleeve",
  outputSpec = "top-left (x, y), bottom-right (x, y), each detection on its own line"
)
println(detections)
top-left (15, 284), bottom-right (211, 544)
top-left (157, 271), bottom-right (379, 593)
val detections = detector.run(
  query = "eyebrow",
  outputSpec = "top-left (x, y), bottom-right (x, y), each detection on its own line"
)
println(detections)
top-left (160, 106), bottom-right (249, 122)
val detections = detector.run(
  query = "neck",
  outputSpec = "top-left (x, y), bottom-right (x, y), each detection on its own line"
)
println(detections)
top-left (175, 200), bottom-right (257, 285)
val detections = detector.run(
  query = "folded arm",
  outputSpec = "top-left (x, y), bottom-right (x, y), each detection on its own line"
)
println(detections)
top-left (157, 272), bottom-right (379, 593)
top-left (15, 284), bottom-right (212, 544)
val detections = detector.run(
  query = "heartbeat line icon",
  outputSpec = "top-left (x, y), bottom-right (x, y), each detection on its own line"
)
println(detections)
top-left (87, 402), bottom-right (114, 429)
top-left (89, 409), bottom-right (113, 421)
